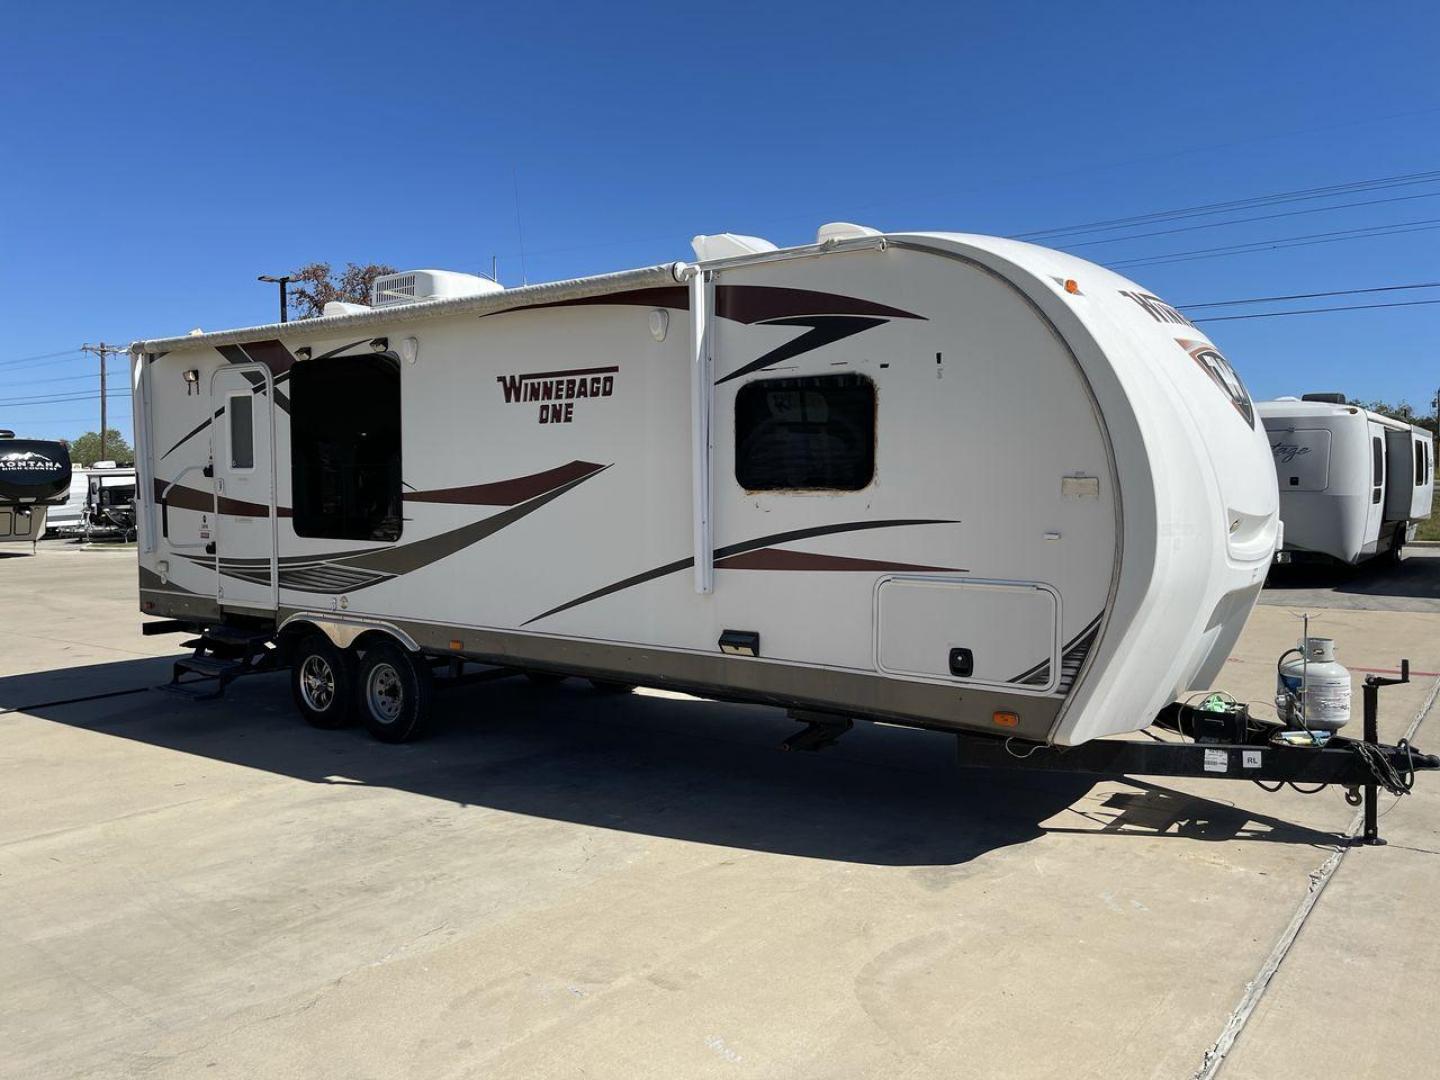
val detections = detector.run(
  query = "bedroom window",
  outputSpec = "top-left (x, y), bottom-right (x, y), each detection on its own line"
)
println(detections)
top-left (290, 352), bottom-right (402, 542)
top-left (734, 373), bottom-right (875, 491)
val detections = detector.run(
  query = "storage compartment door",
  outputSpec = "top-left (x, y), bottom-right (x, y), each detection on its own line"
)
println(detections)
top-left (876, 577), bottom-right (1061, 693)
top-left (1269, 427), bottom-right (1330, 491)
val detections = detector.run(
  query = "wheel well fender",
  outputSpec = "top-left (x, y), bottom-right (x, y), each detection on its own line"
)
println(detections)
top-left (275, 614), bottom-right (421, 654)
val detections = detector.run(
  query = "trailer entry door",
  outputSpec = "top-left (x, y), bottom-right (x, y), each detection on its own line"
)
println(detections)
top-left (1364, 427), bottom-right (1386, 549)
top-left (211, 365), bottom-right (277, 610)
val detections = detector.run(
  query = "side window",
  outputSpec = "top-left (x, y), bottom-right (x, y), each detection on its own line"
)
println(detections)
top-left (1372, 436), bottom-right (1384, 503)
top-left (228, 394), bottom-right (254, 470)
top-left (290, 353), bottom-right (402, 542)
top-left (1418, 441), bottom-right (1426, 487)
top-left (735, 374), bottom-right (875, 491)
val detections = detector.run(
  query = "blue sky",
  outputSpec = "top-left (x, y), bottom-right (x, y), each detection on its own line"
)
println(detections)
top-left (2, 1), bottom-right (1437, 443)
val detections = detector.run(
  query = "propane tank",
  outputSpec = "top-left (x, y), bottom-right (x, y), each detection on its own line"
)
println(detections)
top-left (1276, 637), bottom-right (1352, 731)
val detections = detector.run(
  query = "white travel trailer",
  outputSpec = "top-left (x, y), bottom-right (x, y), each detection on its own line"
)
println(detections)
top-left (130, 226), bottom-right (1280, 747)
top-left (47, 462), bottom-right (138, 537)
top-left (0, 432), bottom-right (72, 548)
top-left (1259, 395), bottom-right (1434, 565)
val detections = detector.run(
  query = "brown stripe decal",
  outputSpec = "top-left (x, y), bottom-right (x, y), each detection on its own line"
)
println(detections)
top-left (496, 286), bottom-right (689, 318)
top-left (523, 518), bottom-right (960, 625)
top-left (714, 316), bottom-right (887, 386)
top-left (235, 338), bottom-right (296, 376)
top-left (714, 548), bottom-right (960, 573)
top-left (485, 284), bottom-right (923, 326)
top-left (716, 286), bottom-right (923, 325)
top-left (404, 460), bottom-right (607, 506)
top-left (172, 462), bottom-right (611, 593)
top-left (153, 478), bottom-right (293, 518)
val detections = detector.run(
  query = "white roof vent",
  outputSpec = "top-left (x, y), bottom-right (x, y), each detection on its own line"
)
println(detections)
top-left (322, 300), bottom-right (371, 317)
top-left (690, 233), bottom-right (779, 261)
top-left (371, 269), bottom-right (504, 309)
top-left (817, 221), bottom-right (881, 243)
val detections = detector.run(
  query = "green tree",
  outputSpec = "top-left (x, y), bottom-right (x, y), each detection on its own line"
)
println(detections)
top-left (289, 261), bottom-right (397, 319)
top-left (69, 429), bottom-right (133, 466)
top-left (1353, 398), bottom-right (1437, 435)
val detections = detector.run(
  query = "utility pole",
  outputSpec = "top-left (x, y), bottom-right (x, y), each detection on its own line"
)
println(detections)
top-left (80, 343), bottom-right (125, 461)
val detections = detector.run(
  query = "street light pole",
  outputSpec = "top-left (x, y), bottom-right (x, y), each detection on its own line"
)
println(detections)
top-left (257, 274), bottom-right (293, 323)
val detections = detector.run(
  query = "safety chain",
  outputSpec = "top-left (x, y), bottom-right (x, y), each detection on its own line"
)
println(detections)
top-left (1352, 738), bottom-right (1417, 798)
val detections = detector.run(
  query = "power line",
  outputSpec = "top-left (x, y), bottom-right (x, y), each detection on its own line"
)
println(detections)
top-left (0, 371), bottom-right (104, 388)
top-left (1016, 168), bottom-right (1440, 240)
top-left (1066, 190), bottom-right (1440, 249)
top-left (1193, 298), bottom-right (1440, 323)
top-left (1110, 217), bottom-right (1440, 269)
top-left (1181, 281), bottom-right (1440, 309)
top-left (0, 392), bottom-right (130, 408)
top-left (0, 355), bottom-right (83, 377)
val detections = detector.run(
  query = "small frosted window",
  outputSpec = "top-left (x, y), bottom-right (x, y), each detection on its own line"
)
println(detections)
top-left (229, 395), bottom-right (254, 470)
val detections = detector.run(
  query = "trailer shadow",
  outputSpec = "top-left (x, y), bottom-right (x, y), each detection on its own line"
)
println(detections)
top-left (4, 658), bottom-right (1341, 866)
top-left (1264, 550), bottom-right (1440, 604)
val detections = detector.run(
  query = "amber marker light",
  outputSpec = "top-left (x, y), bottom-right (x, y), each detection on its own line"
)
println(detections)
top-left (1064, 279), bottom-right (1081, 295)
top-left (993, 711), bottom-right (1020, 728)
top-left (449, 639), bottom-right (464, 651)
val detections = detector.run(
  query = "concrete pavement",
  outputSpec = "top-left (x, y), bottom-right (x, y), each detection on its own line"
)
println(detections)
top-left (2, 544), bottom-right (1438, 1079)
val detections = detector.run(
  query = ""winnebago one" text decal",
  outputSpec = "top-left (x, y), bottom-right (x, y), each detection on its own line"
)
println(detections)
top-left (497, 365), bottom-right (618, 424)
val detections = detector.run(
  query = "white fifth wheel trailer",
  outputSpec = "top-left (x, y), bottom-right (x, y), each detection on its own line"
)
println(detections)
top-left (1258, 395), bottom-right (1434, 565)
top-left (130, 225), bottom-right (1281, 747)
top-left (0, 432), bottom-right (72, 549)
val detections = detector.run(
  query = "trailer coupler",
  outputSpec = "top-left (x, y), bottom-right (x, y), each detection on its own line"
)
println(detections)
top-left (955, 659), bottom-right (1438, 846)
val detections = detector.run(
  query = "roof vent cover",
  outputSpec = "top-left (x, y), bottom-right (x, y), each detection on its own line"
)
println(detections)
top-left (371, 269), bottom-right (504, 309)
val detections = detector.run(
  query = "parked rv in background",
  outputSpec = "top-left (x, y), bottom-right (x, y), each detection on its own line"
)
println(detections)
top-left (47, 462), bottom-right (138, 539)
top-left (0, 430), bottom-right (73, 549)
top-left (81, 465), bottom-right (138, 540)
top-left (1259, 394), bottom-right (1434, 566)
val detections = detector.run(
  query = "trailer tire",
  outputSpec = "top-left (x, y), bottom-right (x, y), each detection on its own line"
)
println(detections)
top-left (291, 635), bottom-right (357, 729)
top-left (357, 639), bottom-right (434, 743)
top-left (588, 678), bottom-right (636, 694)
top-left (1388, 523), bottom-right (1407, 565)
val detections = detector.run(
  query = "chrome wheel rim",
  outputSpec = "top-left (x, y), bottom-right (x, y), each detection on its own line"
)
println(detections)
top-left (299, 655), bottom-right (336, 712)
top-left (366, 663), bottom-right (404, 723)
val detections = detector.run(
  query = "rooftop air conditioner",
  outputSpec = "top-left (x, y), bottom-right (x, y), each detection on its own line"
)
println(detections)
top-left (370, 269), bottom-right (504, 309)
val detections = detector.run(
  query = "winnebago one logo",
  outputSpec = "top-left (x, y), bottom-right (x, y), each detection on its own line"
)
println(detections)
top-left (1175, 338), bottom-right (1255, 427)
top-left (0, 451), bottom-right (62, 471)
top-left (496, 365), bottom-right (618, 424)
top-left (1272, 442), bottom-right (1311, 464)
top-left (1119, 289), bottom-right (1195, 328)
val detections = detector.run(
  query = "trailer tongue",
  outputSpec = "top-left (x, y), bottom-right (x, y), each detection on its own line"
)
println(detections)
top-left (952, 657), bottom-right (1436, 846)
